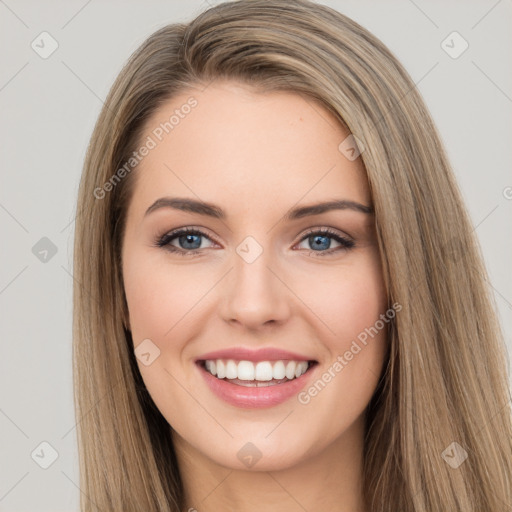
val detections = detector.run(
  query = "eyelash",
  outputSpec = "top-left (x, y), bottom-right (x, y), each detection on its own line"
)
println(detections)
top-left (153, 226), bottom-right (355, 258)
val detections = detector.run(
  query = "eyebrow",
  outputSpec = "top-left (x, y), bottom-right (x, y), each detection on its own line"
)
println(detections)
top-left (144, 197), bottom-right (374, 220)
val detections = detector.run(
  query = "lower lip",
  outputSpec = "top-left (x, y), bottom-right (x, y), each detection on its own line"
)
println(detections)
top-left (196, 361), bottom-right (318, 409)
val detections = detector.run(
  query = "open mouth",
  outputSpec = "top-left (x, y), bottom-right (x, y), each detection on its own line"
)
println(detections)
top-left (197, 359), bottom-right (319, 387)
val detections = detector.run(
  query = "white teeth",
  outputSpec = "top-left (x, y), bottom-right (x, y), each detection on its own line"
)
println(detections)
top-left (216, 360), bottom-right (226, 379)
top-left (205, 360), bottom-right (216, 375)
top-left (285, 361), bottom-right (296, 380)
top-left (272, 360), bottom-right (286, 380)
top-left (202, 359), bottom-right (311, 381)
top-left (225, 360), bottom-right (237, 379)
top-left (255, 361), bottom-right (273, 381)
top-left (237, 361), bottom-right (255, 380)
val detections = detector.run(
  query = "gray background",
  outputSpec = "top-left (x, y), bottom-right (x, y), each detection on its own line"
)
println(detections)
top-left (1, 0), bottom-right (511, 510)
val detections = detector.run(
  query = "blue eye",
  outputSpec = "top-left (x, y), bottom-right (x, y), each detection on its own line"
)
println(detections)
top-left (155, 227), bottom-right (354, 257)
top-left (296, 228), bottom-right (355, 256)
top-left (155, 227), bottom-right (216, 257)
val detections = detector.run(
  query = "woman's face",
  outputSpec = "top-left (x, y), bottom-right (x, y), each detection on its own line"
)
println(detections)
top-left (122, 81), bottom-right (388, 471)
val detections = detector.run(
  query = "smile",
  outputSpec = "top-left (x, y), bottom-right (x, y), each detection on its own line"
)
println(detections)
top-left (196, 359), bottom-right (318, 408)
top-left (202, 359), bottom-right (310, 385)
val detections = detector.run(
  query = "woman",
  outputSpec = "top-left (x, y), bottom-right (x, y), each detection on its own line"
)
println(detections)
top-left (72, 0), bottom-right (512, 510)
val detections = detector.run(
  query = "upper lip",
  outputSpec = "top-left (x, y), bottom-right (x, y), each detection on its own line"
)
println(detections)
top-left (195, 347), bottom-right (317, 363)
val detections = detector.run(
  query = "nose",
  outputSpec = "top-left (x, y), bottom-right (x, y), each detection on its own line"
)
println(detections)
top-left (219, 245), bottom-right (291, 330)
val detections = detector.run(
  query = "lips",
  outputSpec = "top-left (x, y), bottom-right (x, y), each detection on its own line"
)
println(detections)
top-left (195, 346), bottom-right (316, 363)
top-left (194, 346), bottom-right (319, 408)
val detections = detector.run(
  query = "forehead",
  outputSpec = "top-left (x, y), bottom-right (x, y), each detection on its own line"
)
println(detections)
top-left (129, 81), bottom-right (370, 217)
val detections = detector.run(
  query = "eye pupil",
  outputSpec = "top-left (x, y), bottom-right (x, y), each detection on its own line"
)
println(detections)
top-left (180, 234), bottom-right (201, 249)
top-left (310, 235), bottom-right (330, 251)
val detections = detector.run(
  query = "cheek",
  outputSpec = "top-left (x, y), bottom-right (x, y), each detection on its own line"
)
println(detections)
top-left (294, 257), bottom-right (388, 424)
top-left (122, 252), bottom-right (209, 420)
top-left (123, 253), bottom-right (214, 342)
top-left (294, 253), bottom-right (387, 347)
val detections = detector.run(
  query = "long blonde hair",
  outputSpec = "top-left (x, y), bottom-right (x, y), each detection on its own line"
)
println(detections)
top-left (72, 1), bottom-right (512, 510)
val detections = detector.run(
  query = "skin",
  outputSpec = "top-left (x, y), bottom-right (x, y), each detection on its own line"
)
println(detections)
top-left (121, 80), bottom-right (388, 512)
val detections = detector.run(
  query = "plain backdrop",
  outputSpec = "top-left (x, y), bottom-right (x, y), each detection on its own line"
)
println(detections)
top-left (1, 0), bottom-right (511, 510)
